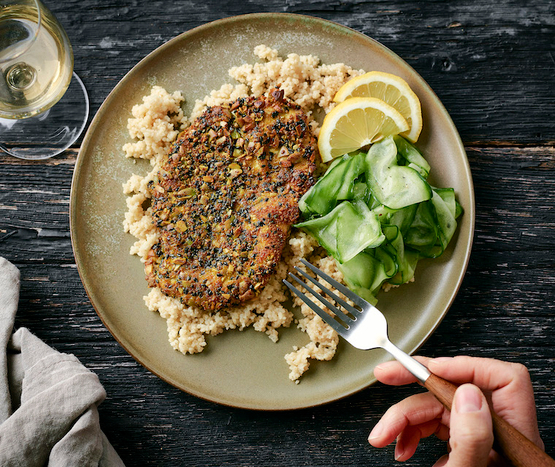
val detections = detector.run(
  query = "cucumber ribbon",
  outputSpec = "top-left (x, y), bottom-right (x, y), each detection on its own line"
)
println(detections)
top-left (296, 135), bottom-right (463, 305)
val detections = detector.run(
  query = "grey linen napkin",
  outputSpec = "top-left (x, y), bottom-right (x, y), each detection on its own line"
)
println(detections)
top-left (0, 257), bottom-right (125, 466)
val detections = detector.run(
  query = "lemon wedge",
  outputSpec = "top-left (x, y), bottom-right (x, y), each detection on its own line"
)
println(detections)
top-left (318, 97), bottom-right (409, 163)
top-left (333, 71), bottom-right (422, 143)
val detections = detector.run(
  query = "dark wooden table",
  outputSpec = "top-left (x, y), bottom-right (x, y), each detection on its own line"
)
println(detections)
top-left (1, 1), bottom-right (554, 465)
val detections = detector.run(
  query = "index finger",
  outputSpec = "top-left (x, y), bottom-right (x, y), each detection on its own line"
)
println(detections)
top-left (374, 356), bottom-right (432, 385)
top-left (427, 356), bottom-right (531, 392)
top-left (374, 355), bottom-right (532, 392)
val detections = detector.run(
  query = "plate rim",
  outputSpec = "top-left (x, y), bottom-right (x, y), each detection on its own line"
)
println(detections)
top-left (70, 12), bottom-right (475, 410)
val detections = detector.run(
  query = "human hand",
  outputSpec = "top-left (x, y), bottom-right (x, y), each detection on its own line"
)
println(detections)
top-left (368, 356), bottom-right (544, 466)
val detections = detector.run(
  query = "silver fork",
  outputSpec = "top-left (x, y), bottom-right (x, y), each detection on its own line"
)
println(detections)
top-left (284, 258), bottom-right (555, 467)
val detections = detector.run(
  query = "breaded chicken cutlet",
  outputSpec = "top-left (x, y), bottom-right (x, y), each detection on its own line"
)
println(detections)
top-left (145, 89), bottom-right (317, 311)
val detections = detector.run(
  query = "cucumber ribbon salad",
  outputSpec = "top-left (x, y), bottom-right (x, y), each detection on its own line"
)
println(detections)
top-left (296, 135), bottom-right (463, 305)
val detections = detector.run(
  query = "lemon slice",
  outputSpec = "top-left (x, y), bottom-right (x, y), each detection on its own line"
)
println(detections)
top-left (318, 97), bottom-right (409, 162)
top-left (333, 71), bottom-right (422, 143)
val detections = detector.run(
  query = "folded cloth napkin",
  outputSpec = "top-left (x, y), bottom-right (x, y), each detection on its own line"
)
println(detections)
top-left (0, 257), bottom-right (125, 466)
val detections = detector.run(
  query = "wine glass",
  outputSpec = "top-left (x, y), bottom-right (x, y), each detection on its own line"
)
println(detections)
top-left (0, 0), bottom-right (89, 160)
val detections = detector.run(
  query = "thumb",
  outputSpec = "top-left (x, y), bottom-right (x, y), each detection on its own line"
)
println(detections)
top-left (444, 384), bottom-right (494, 467)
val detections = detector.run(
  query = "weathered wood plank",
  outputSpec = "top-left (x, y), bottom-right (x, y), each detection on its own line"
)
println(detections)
top-left (46, 0), bottom-right (555, 145)
top-left (2, 146), bottom-right (553, 255)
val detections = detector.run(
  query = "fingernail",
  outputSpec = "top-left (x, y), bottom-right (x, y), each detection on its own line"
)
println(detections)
top-left (428, 357), bottom-right (452, 368)
top-left (368, 423), bottom-right (383, 440)
top-left (455, 384), bottom-right (483, 413)
top-left (374, 360), bottom-right (396, 372)
top-left (395, 446), bottom-right (405, 461)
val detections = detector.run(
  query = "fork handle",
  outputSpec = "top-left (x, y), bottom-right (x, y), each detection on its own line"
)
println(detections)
top-left (425, 373), bottom-right (555, 467)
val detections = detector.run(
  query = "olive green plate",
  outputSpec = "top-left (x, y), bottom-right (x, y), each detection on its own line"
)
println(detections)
top-left (70, 13), bottom-right (474, 410)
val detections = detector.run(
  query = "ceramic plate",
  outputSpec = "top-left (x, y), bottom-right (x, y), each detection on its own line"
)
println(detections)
top-left (70, 13), bottom-right (474, 410)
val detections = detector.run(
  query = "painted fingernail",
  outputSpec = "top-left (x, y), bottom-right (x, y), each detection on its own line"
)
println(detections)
top-left (455, 384), bottom-right (483, 413)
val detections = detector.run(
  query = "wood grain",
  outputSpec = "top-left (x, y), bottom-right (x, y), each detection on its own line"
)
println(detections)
top-left (1, 0), bottom-right (554, 465)
top-left (49, 0), bottom-right (555, 145)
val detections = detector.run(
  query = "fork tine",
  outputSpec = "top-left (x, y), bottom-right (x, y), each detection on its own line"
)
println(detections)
top-left (287, 272), bottom-right (354, 325)
top-left (292, 267), bottom-right (360, 319)
top-left (300, 259), bottom-right (368, 309)
top-left (282, 279), bottom-right (348, 335)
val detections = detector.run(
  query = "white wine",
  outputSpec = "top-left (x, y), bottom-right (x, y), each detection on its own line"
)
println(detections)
top-left (0, 3), bottom-right (74, 119)
top-left (0, 0), bottom-right (88, 160)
